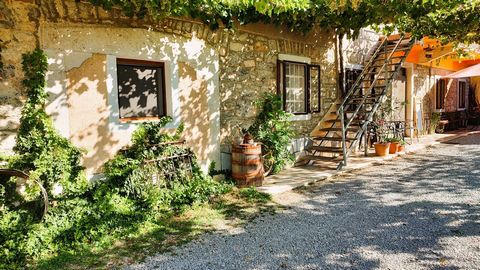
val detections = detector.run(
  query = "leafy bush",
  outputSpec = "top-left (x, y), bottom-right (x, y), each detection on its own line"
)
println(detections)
top-left (0, 49), bottom-right (230, 269)
top-left (104, 118), bottom-right (231, 210)
top-left (9, 48), bottom-right (87, 199)
top-left (248, 93), bottom-right (295, 173)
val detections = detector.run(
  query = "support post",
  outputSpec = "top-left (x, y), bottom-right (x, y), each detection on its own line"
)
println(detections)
top-left (340, 106), bottom-right (347, 167)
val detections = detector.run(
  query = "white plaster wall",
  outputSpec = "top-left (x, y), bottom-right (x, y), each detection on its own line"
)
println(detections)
top-left (343, 28), bottom-right (380, 67)
top-left (40, 22), bottom-right (221, 173)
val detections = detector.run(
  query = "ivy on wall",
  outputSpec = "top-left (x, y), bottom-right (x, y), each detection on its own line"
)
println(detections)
top-left (10, 48), bottom-right (87, 199)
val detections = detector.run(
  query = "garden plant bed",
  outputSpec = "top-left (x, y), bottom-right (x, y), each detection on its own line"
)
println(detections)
top-left (33, 188), bottom-right (275, 270)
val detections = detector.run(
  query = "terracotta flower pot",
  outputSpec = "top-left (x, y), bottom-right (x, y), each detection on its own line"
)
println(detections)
top-left (374, 142), bottom-right (390, 156)
top-left (398, 145), bottom-right (405, 152)
top-left (389, 142), bottom-right (400, 154)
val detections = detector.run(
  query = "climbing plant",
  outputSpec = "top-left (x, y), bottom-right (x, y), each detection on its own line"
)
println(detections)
top-left (10, 49), bottom-right (87, 199)
top-left (89, 0), bottom-right (480, 43)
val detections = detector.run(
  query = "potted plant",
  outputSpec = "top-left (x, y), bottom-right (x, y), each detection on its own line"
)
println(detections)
top-left (387, 137), bottom-right (401, 154)
top-left (430, 112), bottom-right (441, 134)
top-left (373, 120), bottom-right (390, 156)
top-left (397, 139), bottom-right (406, 153)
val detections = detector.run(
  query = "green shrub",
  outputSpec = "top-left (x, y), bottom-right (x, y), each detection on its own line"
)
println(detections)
top-left (248, 93), bottom-right (295, 174)
top-left (0, 49), bottom-right (231, 269)
top-left (103, 118), bottom-right (231, 211)
top-left (10, 48), bottom-right (87, 199)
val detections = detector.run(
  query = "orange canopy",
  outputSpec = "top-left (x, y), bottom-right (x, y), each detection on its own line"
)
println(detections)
top-left (405, 37), bottom-right (480, 71)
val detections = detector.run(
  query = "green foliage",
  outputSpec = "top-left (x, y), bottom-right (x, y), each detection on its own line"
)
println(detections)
top-left (103, 118), bottom-right (230, 211)
top-left (89, 0), bottom-right (480, 43)
top-left (0, 49), bottom-right (231, 269)
top-left (10, 48), bottom-right (87, 199)
top-left (238, 187), bottom-right (271, 203)
top-left (248, 93), bottom-right (294, 174)
top-left (430, 112), bottom-right (442, 133)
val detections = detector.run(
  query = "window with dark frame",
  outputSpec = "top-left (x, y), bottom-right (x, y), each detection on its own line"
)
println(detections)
top-left (458, 80), bottom-right (466, 109)
top-left (277, 60), bottom-right (321, 114)
top-left (345, 68), bottom-right (362, 94)
top-left (116, 59), bottom-right (166, 120)
top-left (436, 79), bottom-right (447, 110)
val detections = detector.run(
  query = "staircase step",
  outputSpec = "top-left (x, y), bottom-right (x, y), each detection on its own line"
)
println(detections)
top-left (308, 146), bottom-right (344, 153)
top-left (350, 96), bottom-right (378, 101)
top-left (320, 127), bottom-right (358, 132)
top-left (345, 109), bottom-right (372, 114)
top-left (313, 136), bottom-right (358, 142)
top-left (361, 85), bottom-right (386, 88)
top-left (366, 70), bottom-right (396, 75)
top-left (373, 56), bottom-right (405, 61)
top-left (302, 155), bottom-right (339, 162)
top-left (370, 63), bottom-right (398, 68)
top-left (324, 118), bottom-right (365, 123)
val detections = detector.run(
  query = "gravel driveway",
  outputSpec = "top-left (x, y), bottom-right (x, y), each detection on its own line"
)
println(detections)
top-left (126, 133), bottom-right (480, 270)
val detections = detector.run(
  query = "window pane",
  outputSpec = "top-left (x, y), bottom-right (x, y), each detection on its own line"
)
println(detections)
top-left (310, 66), bottom-right (320, 112)
top-left (436, 79), bottom-right (446, 110)
top-left (459, 81), bottom-right (466, 108)
top-left (285, 63), bottom-right (306, 113)
top-left (117, 64), bottom-right (164, 118)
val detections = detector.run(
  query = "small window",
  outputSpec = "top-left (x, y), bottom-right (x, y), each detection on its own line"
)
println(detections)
top-left (345, 68), bottom-right (362, 94)
top-left (436, 79), bottom-right (447, 110)
top-left (116, 59), bottom-right (166, 120)
top-left (277, 60), bottom-right (321, 114)
top-left (458, 80), bottom-right (466, 109)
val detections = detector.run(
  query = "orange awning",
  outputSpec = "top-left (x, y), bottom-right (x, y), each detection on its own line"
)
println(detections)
top-left (405, 37), bottom-right (480, 71)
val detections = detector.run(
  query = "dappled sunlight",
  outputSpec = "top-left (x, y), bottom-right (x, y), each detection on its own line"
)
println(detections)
top-left (37, 21), bottom-right (223, 174)
top-left (128, 133), bottom-right (480, 269)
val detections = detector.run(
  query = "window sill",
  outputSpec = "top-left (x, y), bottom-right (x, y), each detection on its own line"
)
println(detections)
top-left (457, 108), bottom-right (466, 111)
top-left (119, 116), bottom-right (165, 123)
top-left (289, 114), bottom-right (312, 121)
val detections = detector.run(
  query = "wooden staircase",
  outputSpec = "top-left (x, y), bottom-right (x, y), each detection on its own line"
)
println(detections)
top-left (302, 35), bottom-right (415, 170)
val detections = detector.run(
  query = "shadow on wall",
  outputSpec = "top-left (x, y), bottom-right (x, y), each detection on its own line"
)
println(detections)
top-left (43, 27), bottom-right (220, 174)
top-left (178, 61), bottom-right (211, 163)
top-left (65, 54), bottom-right (121, 175)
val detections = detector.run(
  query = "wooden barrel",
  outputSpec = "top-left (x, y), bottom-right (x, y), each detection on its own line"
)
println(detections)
top-left (231, 144), bottom-right (264, 187)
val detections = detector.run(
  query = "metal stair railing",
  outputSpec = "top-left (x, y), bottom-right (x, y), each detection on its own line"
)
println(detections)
top-left (309, 37), bottom-right (389, 155)
top-left (336, 37), bottom-right (388, 115)
top-left (344, 36), bottom-right (405, 129)
top-left (337, 36), bottom-right (415, 170)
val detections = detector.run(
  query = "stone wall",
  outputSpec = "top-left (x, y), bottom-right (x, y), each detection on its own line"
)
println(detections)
top-left (414, 65), bottom-right (460, 116)
top-left (0, 0), bottom-right (39, 153)
top-left (218, 24), bottom-right (339, 154)
top-left (343, 28), bottom-right (380, 68)
top-left (0, 0), bottom-right (345, 174)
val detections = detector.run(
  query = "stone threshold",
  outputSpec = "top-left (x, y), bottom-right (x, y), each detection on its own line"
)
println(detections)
top-left (257, 128), bottom-right (480, 195)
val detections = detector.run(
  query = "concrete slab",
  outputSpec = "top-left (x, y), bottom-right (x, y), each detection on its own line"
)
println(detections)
top-left (257, 127), bottom-right (480, 195)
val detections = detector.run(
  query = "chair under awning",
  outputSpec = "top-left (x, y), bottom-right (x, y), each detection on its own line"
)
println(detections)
top-left (443, 63), bottom-right (480, 78)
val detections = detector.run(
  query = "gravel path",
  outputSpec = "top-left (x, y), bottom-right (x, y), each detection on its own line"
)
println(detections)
top-left (126, 133), bottom-right (480, 270)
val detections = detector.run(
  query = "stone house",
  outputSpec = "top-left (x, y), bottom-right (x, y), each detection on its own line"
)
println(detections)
top-left (0, 0), bottom-right (380, 177)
